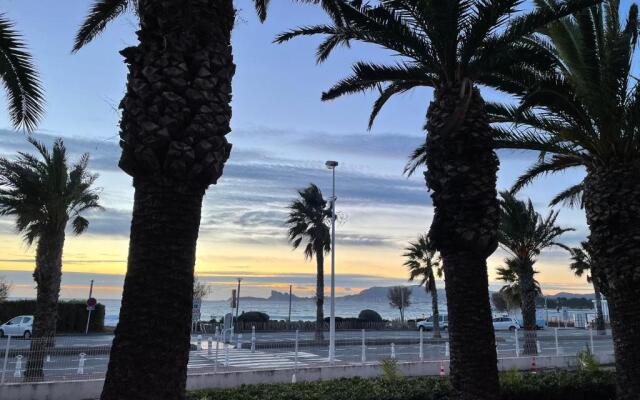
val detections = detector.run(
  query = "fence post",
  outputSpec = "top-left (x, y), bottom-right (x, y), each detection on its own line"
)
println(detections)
top-left (224, 342), bottom-right (230, 367)
top-left (214, 335), bottom-right (220, 373)
top-left (589, 326), bottom-right (594, 353)
top-left (77, 353), bottom-right (86, 375)
top-left (390, 343), bottom-right (396, 359)
top-left (236, 334), bottom-right (242, 349)
top-left (207, 336), bottom-right (213, 356)
top-left (419, 328), bottom-right (424, 361)
top-left (251, 326), bottom-right (256, 353)
top-left (445, 341), bottom-right (450, 358)
top-left (1, 335), bottom-right (11, 384)
top-left (514, 328), bottom-right (520, 357)
top-left (536, 340), bottom-right (541, 354)
top-left (292, 329), bottom-right (299, 383)
top-left (13, 355), bottom-right (22, 378)
top-left (197, 335), bottom-right (202, 351)
top-left (555, 328), bottom-right (560, 355)
top-left (361, 329), bottom-right (366, 364)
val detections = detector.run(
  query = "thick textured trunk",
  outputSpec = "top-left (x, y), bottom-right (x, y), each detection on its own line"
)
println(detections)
top-left (425, 82), bottom-right (500, 399)
top-left (101, 1), bottom-right (234, 398)
top-left (101, 183), bottom-right (204, 400)
top-left (592, 281), bottom-right (606, 334)
top-left (517, 263), bottom-right (538, 355)
top-left (584, 164), bottom-right (640, 400)
top-left (428, 275), bottom-right (441, 338)
top-left (25, 229), bottom-right (65, 379)
top-left (315, 251), bottom-right (325, 341)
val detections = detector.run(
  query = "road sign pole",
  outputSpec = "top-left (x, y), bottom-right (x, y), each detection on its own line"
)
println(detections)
top-left (85, 280), bottom-right (94, 335)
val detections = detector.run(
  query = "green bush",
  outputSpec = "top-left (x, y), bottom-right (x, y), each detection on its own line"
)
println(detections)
top-left (0, 300), bottom-right (105, 333)
top-left (358, 309), bottom-right (383, 322)
top-left (188, 370), bottom-right (616, 400)
top-left (237, 311), bottom-right (270, 323)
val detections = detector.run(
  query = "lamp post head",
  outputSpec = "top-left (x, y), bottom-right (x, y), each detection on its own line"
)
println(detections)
top-left (325, 160), bottom-right (338, 169)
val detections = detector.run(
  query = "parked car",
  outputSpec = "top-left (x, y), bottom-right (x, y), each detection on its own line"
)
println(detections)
top-left (492, 316), bottom-right (520, 331)
top-left (417, 314), bottom-right (448, 331)
top-left (516, 318), bottom-right (546, 330)
top-left (0, 315), bottom-right (33, 339)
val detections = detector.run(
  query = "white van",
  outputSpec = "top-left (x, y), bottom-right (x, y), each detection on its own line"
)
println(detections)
top-left (417, 314), bottom-right (448, 331)
top-left (0, 315), bottom-right (33, 339)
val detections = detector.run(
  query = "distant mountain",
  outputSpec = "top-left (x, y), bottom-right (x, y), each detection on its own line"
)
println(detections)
top-left (547, 292), bottom-right (595, 299)
top-left (238, 290), bottom-right (313, 302)
top-left (339, 285), bottom-right (446, 303)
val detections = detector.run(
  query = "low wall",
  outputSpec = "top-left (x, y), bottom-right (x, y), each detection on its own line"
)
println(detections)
top-left (0, 353), bottom-right (616, 400)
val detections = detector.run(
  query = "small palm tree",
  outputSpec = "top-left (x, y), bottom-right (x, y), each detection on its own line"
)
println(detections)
top-left (276, 1), bottom-right (599, 396)
top-left (0, 138), bottom-right (101, 378)
top-left (0, 14), bottom-right (43, 131)
top-left (286, 183), bottom-right (331, 341)
top-left (404, 235), bottom-right (443, 338)
top-left (496, 258), bottom-right (542, 314)
top-left (490, 2), bottom-right (640, 394)
top-left (498, 191), bottom-right (572, 354)
top-left (570, 242), bottom-right (607, 334)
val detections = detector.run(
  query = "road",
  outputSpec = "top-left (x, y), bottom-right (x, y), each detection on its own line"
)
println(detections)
top-left (0, 329), bottom-right (614, 384)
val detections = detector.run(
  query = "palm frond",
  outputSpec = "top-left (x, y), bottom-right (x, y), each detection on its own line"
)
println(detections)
top-left (73, 0), bottom-right (131, 52)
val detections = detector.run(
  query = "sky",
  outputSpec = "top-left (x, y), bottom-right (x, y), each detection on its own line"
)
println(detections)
top-left (0, 0), bottom-right (595, 301)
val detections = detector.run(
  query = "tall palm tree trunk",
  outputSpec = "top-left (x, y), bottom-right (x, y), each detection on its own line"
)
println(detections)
top-left (426, 82), bottom-right (500, 399)
top-left (101, 1), bottom-right (234, 398)
top-left (25, 230), bottom-right (65, 379)
top-left (518, 265), bottom-right (538, 355)
top-left (592, 280), bottom-right (606, 335)
top-left (584, 165), bottom-right (640, 400)
top-left (428, 275), bottom-right (441, 339)
top-left (315, 250), bottom-right (325, 341)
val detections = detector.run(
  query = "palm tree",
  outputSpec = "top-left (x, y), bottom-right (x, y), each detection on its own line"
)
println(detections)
top-left (73, 1), bottom-right (339, 397)
top-left (496, 258), bottom-right (542, 313)
top-left (0, 14), bottom-right (43, 131)
top-left (276, 1), bottom-right (598, 396)
top-left (404, 234), bottom-right (443, 338)
top-left (490, 1), bottom-right (640, 396)
top-left (286, 183), bottom-right (331, 341)
top-left (570, 241), bottom-right (607, 334)
top-left (498, 191), bottom-right (571, 354)
top-left (0, 137), bottom-right (101, 378)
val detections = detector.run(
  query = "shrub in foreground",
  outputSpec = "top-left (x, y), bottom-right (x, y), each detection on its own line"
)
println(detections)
top-left (237, 311), bottom-right (270, 323)
top-left (358, 309), bottom-right (383, 322)
top-left (189, 370), bottom-right (615, 400)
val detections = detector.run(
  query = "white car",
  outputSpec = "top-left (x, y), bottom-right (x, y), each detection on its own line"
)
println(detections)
top-left (492, 316), bottom-right (520, 331)
top-left (0, 315), bottom-right (33, 339)
top-left (417, 314), bottom-right (448, 331)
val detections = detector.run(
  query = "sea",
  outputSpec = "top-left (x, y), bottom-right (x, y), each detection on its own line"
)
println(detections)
top-left (101, 299), bottom-right (440, 327)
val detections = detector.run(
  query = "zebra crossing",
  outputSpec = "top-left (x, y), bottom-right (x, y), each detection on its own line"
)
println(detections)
top-left (187, 343), bottom-right (333, 371)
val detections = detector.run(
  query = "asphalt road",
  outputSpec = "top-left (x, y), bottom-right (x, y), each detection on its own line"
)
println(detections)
top-left (0, 329), bottom-right (614, 384)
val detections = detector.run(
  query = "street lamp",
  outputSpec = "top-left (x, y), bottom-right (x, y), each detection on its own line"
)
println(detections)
top-left (325, 160), bottom-right (338, 363)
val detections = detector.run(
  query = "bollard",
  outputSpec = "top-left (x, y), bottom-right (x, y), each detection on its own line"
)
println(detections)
top-left (419, 328), bottom-right (424, 361)
top-left (251, 326), bottom-right (256, 353)
top-left (439, 360), bottom-right (445, 377)
top-left (555, 328), bottom-right (560, 356)
top-left (207, 337), bottom-right (213, 356)
top-left (214, 338), bottom-right (220, 373)
top-left (589, 326), bottom-right (594, 353)
top-left (390, 343), bottom-right (396, 359)
top-left (537, 340), bottom-right (541, 354)
top-left (531, 356), bottom-right (537, 374)
top-left (514, 328), bottom-right (520, 357)
top-left (361, 329), bottom-right (366, 364)
top-left (224, 342), bottom-right (230, 367)
top-left (294, 330), bottom-right (299, 374)
top-left (197, 335), bottom-right (202, 351)
top-left (236, 334), bottom-right (242, 349)
top-left (230, 327), bottom-right (234, 344)
top-left (13, 355), bottom-right (22, 378)
top-left (445, 342), bottom-right (450, 358)
top-left (77, 353), bottom-right (86, 375)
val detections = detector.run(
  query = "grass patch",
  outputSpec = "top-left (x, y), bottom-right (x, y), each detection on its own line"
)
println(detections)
top-left (189, 370), bottom-right (615, 400)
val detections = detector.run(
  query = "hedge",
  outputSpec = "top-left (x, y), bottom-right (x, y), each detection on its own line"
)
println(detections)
top-left (0, 300), bottom-right (105, 333)
top-left (189, 370), bottom-right (616, 400)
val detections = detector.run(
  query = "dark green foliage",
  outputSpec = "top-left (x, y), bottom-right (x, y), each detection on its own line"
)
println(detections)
top-left (237, 311), bottom-right (270, 323)
top-left (535, 297), bottom-right (594, 309)
top-left (358, 309), bottom-right (382, 322)
top-left (188, 370), bottom-right (616, 400)
top-left (0, 300), bottom-right (105, 333)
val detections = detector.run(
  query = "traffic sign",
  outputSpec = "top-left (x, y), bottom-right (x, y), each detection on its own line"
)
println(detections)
top-left (86, 297), bottom-right (97, 311)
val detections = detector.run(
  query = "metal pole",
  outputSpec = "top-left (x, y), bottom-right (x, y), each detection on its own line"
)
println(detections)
top-left (555, 328), bottom-right (560, 356)
top-left (235, 278), bottom-right (242, 332)
top-left (288, 284), bottom-right (292, 323)
top-left (419, 327), bottom-right (424, 361)
top-left (85, 279), bottom-right (94, 335)
top-left (514, 328), bottom-right (520, 357)
top-left (1, 335), bottom-right (11, 384)
top-left (329, 166), bottom-right (336, 363)
top-left (589, 326), bottom-right (594, 353)
top-left (361, 329), bottom-right (366, 364)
